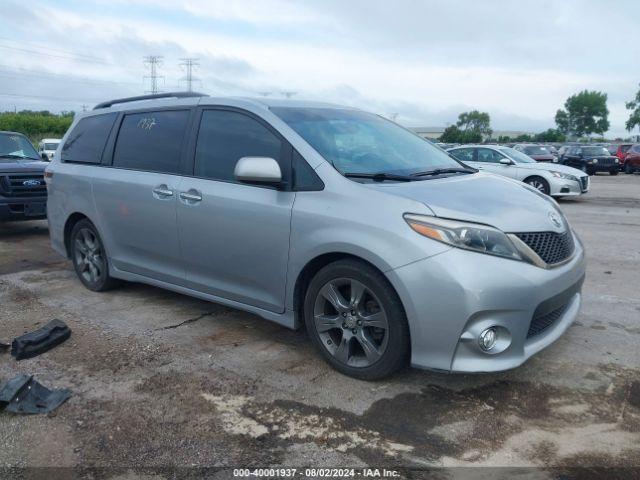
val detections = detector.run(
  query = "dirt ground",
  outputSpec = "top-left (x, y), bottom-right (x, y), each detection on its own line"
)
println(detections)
top-left (1, 174), bottom-right (639, 479)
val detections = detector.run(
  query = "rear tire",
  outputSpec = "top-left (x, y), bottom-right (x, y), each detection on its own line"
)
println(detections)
top-left (303, 259), bottom-right (409, 380)
top-left (70, 219), bottom-right (120, 292)
top-left (524, 176), bottom-right (550, 195)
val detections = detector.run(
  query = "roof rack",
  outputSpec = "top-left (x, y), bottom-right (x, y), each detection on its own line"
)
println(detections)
top-left (93, 91), bottom-right (208, 110)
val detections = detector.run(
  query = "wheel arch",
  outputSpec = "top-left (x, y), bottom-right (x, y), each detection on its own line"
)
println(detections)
top-left (291, 251), bottom-right (408, 335)
top-left (63, 212), bottom-right (92, 258)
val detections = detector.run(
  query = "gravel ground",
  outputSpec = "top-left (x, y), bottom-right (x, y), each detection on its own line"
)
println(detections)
top-left (0, 173), bottom-right (639, 479)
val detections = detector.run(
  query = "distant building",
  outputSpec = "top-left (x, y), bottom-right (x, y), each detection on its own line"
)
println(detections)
top-left (409, 126), bottom-right (533, 141)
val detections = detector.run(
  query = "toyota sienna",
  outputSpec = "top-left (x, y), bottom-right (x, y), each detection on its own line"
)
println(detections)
top-left (46, 93), bottom-right (586, 379)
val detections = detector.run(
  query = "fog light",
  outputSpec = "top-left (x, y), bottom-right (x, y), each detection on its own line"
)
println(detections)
top-left (479, 327), bottom-right (497, 351)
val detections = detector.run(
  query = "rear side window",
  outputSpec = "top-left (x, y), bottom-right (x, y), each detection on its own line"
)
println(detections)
top-left (194, 110), bottom-right (283, 182)
top-left (112, 110), bottom-right (190, 174)
top-left (61, 113), bottom-right (117, 164)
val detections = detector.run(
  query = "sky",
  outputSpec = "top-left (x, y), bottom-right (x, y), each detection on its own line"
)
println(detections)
top-left (1, 0), bottom-right (638, 136)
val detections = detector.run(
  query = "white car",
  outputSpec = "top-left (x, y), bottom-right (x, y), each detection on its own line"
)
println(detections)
top-left (37, 138), bottom-right (61, 161)
top-left (447, 145), bottom-right (589, 197)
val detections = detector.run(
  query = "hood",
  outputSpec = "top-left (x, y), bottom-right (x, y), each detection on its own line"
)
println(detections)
top-left (365, 173), bottom-right (564, 233)
top-left (517, 162), bottom-right (587, 177)
top-left (0, 158), bottom-right (48, 173)
top-left (529, 154), bottom-right (555, 161)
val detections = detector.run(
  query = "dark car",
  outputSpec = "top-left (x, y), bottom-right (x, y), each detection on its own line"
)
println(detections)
top-left (513, 144), bottom-right (555, 162)
top-left (563, 145), bottom-right (620, 175)
top-left (0, 131), bottom-right (49, 221)
top-left (623, 144), bottom-right (640, 174)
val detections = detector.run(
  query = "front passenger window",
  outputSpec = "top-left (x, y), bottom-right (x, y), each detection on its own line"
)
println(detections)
top-left (194, 110), bottom-right (283, 183)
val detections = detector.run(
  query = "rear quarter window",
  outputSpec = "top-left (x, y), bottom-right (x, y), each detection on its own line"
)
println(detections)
top-left (61, 113), bottom-right (117, 164)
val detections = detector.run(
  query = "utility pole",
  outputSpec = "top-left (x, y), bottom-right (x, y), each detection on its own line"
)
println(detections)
top-left (143, 55), bottom-right (164, 94)
top-left (179, 58), bottom-right (199, 92)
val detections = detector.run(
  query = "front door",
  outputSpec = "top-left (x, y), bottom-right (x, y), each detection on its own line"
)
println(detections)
top-left (476, 148), bottom-right (519, 179)
top-left (177, 109), bottom-right (295, 313)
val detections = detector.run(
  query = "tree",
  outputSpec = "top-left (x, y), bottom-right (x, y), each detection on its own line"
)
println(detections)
top-left (439, 125), bottom-right (482, 144)
top-left (555, 90), bottom-right (609, 137)
top-left (554, 109), bottom-right (570, 135)
top-left (456, 110), bottom-right (492, 137)
top-left (439, 125), bottom-right (463, 143)
top-left (625, 84), bottom-right (640, 133)
top-left (534, 128), bottom-right (566, 143)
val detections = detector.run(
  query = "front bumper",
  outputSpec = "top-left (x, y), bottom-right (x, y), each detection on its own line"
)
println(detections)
top-left (0, 196), bottom-right (47, 221)
top-left (550, 176), bottom-right (589, 197)
top-left (386, 232), bottom-right (586, 372)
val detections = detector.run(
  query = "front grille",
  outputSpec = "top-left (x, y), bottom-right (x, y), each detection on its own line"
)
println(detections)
top-left (527, 303), bottom-right (567, 338)
top-left (594, 157), bottom-right (615, 166)
top-left (580, 176), bottom-right (589, 192)
top-left (515, 230), bottom-right (575, 265)
top-left (0, 174), bottom-right (47, 197)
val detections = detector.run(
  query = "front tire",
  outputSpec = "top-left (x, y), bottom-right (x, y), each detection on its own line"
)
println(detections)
top-left (70, 219), bottom-right (119, 292)
top-left (525, 176), bottom-right (550, 195)
top-left (303, 259), bottom-right (409, 380)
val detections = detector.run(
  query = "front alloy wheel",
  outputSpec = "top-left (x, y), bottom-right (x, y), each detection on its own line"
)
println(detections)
top-left (304, 259), bottom-right (409, 380)
top-left (525, 177), bottom-right (550, 195)
top-left (313, 278), bottom-right (389, 367)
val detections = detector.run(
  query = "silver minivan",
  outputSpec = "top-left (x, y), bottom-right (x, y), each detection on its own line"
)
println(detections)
top-left (46, 93), bottom-right (586, 379)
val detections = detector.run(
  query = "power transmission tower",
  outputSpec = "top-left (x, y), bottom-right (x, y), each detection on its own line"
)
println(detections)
top-left (143, 55), bottom-right (164, 94)
top-left (179, 58), bottom-right (199, 92)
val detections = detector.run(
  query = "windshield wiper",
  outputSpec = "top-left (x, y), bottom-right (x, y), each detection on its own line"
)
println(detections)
top-left (344, 172), bottom-right (416, 182)
top-left (411, 167), bottom-right (477, 177)
top-left (0, 154), bottom-right (37, 160)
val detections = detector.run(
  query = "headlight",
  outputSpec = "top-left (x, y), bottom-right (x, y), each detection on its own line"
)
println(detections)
top-left (614, 158), bottom-right (619, 163)
top-left (550, 171), bottom-right (578, 182)
top-left (403, 214), bottom-right (523, 261)
top-left (592, 159), bottom-right (598, 164)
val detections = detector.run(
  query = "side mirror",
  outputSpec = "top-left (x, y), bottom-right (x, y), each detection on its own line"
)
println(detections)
top-left (234, 157), bottom-right (282, 185)
top-left (499, 158), bottom-right (513, 165)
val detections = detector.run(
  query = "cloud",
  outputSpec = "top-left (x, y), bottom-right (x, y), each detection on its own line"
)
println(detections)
top-left (0, 0), bottom-right (638, 136)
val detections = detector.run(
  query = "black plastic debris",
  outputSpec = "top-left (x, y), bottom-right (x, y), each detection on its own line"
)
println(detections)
top-left (0, 374), bottom-right (71, 414)
top-left (11, 319), bottom-right (71, 360)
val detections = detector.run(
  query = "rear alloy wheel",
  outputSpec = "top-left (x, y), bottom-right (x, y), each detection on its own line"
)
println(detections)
top-left (525, 176), bottom-right (550, 195)
top-left (70, 220), bottom-right (119, 292)
top-left (304, 259), bottom-right (409, 380)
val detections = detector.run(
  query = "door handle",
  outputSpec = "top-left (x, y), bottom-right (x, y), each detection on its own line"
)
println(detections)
top-left (179, 191), bottom-right (202, 203)
top-left (152, 185), bottom-right (174, 198)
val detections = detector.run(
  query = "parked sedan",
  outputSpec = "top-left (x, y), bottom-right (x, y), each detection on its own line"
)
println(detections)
top-left (513, 144), bottom-right (555, 162)
top-left (562, 146), bottom-right (619, 175)
top-left (448, 145), bottom-right (589, 197)
top-left (623, 144), bottom-right (640, 174)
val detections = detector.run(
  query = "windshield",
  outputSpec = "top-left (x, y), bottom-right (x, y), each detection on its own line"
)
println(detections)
top-left (582, 147), bottom-right (610, 156)
top-left (523, 146), bottom-right (550, 155)
top-left (499, 147), bottom-right (537, 163)
top-left (0, 133), bottom-right (39, 160)
top-left (271, 107), bottom-right (463, 176)
top-left (44, 142), bottom-right (59, 150)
